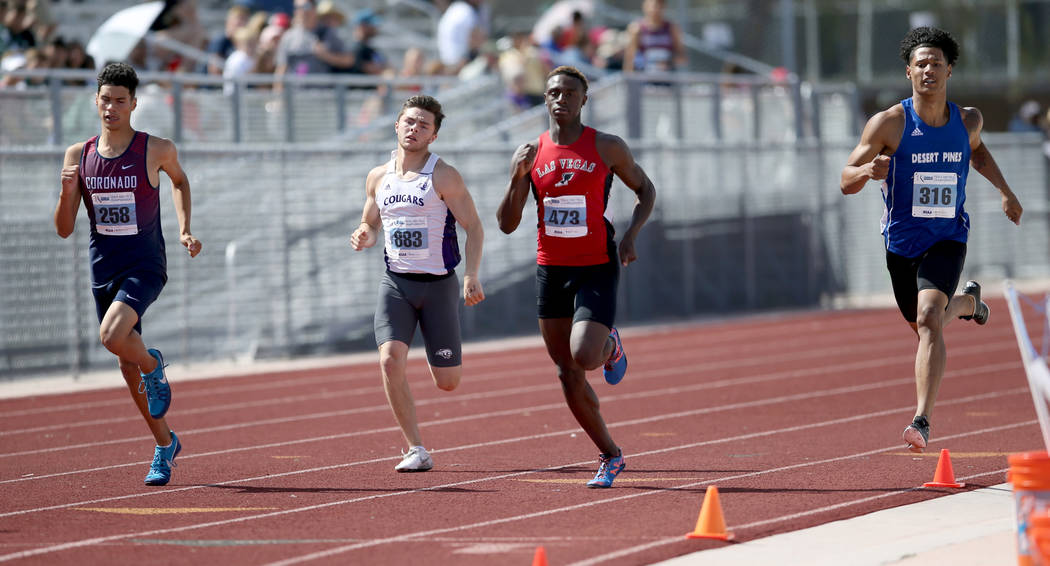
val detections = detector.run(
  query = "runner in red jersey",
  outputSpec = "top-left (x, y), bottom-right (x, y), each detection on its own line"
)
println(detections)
top-left (497, 66), bottom-right (656, 488)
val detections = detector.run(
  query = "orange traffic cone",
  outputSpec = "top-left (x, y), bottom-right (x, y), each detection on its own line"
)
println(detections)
top-left (532, 546), bottom-right (548, 566)
top-left (685, 485), bottom-right (733, 540)
top-left (923, 449), bottom-right (966, 488)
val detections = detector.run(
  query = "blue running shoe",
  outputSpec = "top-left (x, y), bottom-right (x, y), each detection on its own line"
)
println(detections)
top-left (138, 348), bottom-right (171, 419)
top-left (587, 450), bottom-right (625, 488)
top-left (602, 328), bottom-right (627, 385)
top-left (144, 431), bottom-right (181, 486)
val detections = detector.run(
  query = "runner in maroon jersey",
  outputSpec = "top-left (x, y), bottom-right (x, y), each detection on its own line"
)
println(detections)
top-left (623, 0), bottom-right (686, 73)
top-left (497, 65), bottom-right (656, 488)
top-left (54, 63), bottom-right (202, 486)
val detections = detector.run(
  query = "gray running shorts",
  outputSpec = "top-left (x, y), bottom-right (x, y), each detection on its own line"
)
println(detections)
top-left (374, 270), bottom-right (462, 367)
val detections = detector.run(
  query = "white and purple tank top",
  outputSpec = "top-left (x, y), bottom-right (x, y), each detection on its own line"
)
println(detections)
top-left (378, 152), bottom-right (460, 275)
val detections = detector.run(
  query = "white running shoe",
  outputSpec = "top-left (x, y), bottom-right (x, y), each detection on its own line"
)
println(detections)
top-left (394, 446), bottom-right (433, 472)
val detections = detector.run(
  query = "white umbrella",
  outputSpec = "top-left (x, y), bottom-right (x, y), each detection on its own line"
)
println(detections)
top-left (86, 1), bottom-right (166, 68)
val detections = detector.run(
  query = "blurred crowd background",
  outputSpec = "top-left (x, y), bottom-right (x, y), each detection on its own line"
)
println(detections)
top-left (2, 0), bottom-right (1050, 130)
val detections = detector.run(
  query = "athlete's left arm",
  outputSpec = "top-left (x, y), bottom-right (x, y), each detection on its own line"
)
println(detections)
top-left (153, 136), bottom-right (203, 257)
top-left (964, 107), bottom-right (1023, 225)
top-left (434, 162), bottom-right (485, 306)
top-left (670, 23), bottom-right (687, 69)
top-left (597, 133), bottom-right (656, 266)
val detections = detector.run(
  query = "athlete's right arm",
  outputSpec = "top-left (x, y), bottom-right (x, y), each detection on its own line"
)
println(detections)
top-left (496, 141), bottom-right (538, 234)
top-left (350, 165), bottom-right (384, 251)
top-left (840, 110), bottom-right (898, 195)
top-left (54, 143), bottom-right (84, 239)
top-left (622, 22), bottom-right (640, 73)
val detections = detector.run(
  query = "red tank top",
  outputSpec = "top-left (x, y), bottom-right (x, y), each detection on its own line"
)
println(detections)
top-left (529, 127), bottom-right (613, 266)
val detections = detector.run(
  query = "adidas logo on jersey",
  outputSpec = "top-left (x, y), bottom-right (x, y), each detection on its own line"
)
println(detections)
top-left (911, 126), bottom-right (923, 136)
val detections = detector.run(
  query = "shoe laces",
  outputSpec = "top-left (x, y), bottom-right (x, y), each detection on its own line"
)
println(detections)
top-left (151, 446), bottom-right (177, 473)
top-left (604, 338), bottom-right (623, 371)
top-left (138, 370), bottom-right (170, 401)
top-left (595, 452), bottom-right (621, 478)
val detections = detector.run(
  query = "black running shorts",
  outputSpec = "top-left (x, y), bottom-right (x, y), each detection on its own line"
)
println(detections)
top-left (885, 239), bottom-right (967, 323)
top-left (536, 260), bottom-right (619, 328)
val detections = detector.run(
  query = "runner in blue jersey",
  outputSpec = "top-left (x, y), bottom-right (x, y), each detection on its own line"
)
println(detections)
top-left (54, 63), bottom-right (202, 485)
top-left (840, 27), bottom-right (1023, 453)
top-left (350, 95), bottom-right (485, 473)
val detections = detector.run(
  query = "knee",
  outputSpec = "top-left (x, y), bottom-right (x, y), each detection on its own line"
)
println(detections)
top-left (433, 369), bottom-right (460, 392)
top-left (915, 305), bottom-right (944, 334)
top-left (571, 347), bottom-right (604, 371)
top-left (98, 326), bottom-right (125, 353)
top-left (379, 352), bottom-right (405, 379)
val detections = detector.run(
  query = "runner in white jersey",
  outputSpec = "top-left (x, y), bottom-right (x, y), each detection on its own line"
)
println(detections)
top-left (351, 95), bottom-right (485, 473)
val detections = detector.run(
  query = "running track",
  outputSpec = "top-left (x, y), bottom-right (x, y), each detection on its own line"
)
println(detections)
top-left (0, 299), bottom-right (1043, 565)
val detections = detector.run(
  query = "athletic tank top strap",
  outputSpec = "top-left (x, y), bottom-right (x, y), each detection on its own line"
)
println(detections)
top-left (421, 153), bottom-right (439, 175)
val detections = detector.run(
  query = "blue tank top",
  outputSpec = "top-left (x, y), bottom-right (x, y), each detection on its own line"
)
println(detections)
top-left (79, 131), bottom-right (166, 284)
top-left (881, 98), bottom-right (971, 258)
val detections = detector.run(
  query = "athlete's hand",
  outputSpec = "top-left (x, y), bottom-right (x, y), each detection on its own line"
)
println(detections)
top-left (1003, 193), bottom-right (1023, 225)
top-left (868, 154), bottom-right (890, 181)
top-left (350, 223), bottom-right (376, 250)
top-left (60, 164), bottom-right (79, 195)
top-left (180, 234), bottom-right (202, 257)
top-left (618, 235), bottom-right (638, 267)
top-left (463, 275), bottom-right (485, 306)
top-left (510, 142), bottom-right (537, 180)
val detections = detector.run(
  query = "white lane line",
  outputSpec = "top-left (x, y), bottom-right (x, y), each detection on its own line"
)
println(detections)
top-left (0, 394), bottom-right (1033, 563)
top-left (0, 357), bottom-right (1020, 487)
top-left (0, 311), bottom-right (918, 419)
top-left (0, 336), bottom-right (1019, 459)
top-left (263, 421), bottom-right (1034, 566)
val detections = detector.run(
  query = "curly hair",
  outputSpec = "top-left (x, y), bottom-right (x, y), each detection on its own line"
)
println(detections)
top-left (899, 26), bottom-right (959, 66)
top-left (547, 66), bottom-right (589, 94)
top-left (96, 62), bottom-right (139, 97)
top-left (399, 95), bottom-right (445, 132)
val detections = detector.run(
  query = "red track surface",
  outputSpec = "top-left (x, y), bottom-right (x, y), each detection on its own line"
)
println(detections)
top-left (0, 300), bottom-right (1042, 565)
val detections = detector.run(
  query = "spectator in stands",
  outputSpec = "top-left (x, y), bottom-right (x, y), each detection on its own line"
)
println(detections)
top-left (151, 0), bottom-right (208, 72)
top-left (314, 0), bottom-right (344, 41)
top-left (1, 0), bottom-right (37, 53)
top-left (66, 38), bottom-right (94, 70)
top-left (26, 0), bottom-right (51, 44)
top-left (223, 25), bottom-right (258, 94)
top-left (1008, 100), bottom-right (1043, 133)
top-left (436, 0), bottom-right (486, 75)
top-left (0, 45), bottom-right (44, 88)
top-left (593, 27), bottom-right (627, 71)
top-left (623, 0), bottom-right (685, 72)
top-left (498, 29), bottom-right (548, 109)
top-left (556, 10), bottom-right (586, 52)
top-left (274, 0), bottom-right (349, 79)
top-left (253, 12), bottom-right (289, 75)
top-left (41, 35), bottom-right (66, 69)
top-left (337, 9), bottom-right (386, 76)
top-left (63, 38), bottom-right (94, 85)
top-left (205, 4), bottom-right (251, 75)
